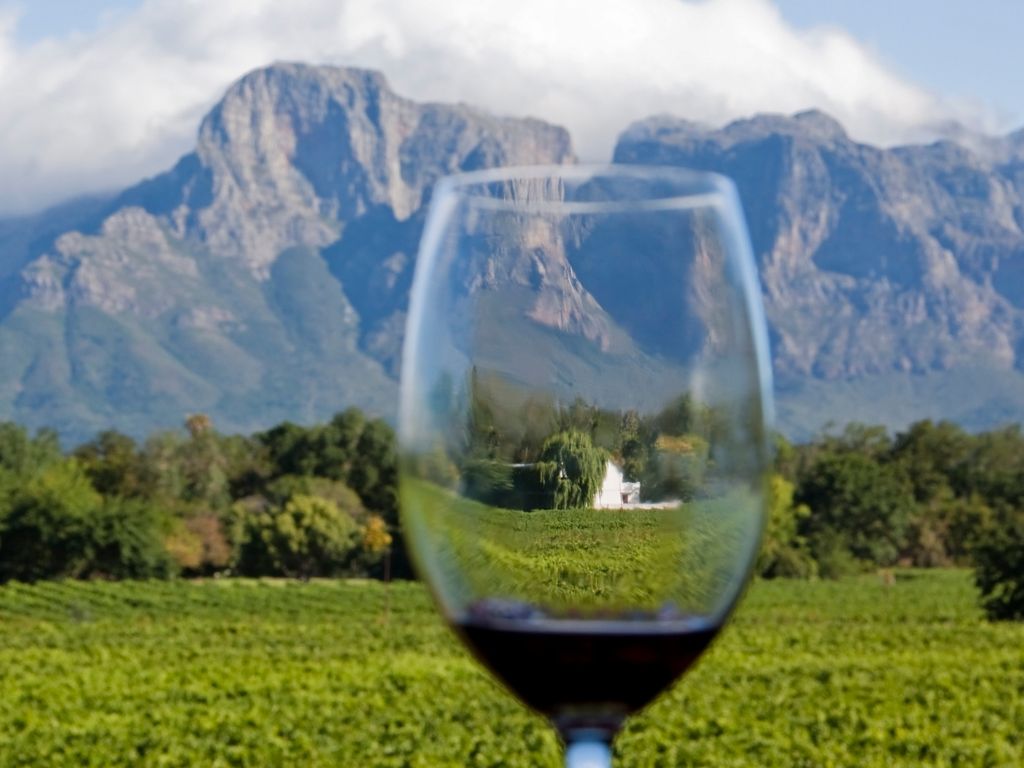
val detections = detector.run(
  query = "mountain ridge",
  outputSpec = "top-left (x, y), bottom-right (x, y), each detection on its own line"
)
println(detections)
top-left (3, 62), bottom-right (1024, 443)
top-left (0, 63), bottom-right (575, 443)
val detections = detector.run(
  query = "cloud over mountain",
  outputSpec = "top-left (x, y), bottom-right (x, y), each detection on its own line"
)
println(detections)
top-left (0, 0), bottom-right (976, 214)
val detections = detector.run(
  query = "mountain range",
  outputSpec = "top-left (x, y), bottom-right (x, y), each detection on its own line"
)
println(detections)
top-left (2, 62), bottom-right (1023, 443)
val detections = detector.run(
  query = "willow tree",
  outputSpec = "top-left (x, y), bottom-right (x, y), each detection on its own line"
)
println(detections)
top-left (537, 430), bottom-right (606, 510)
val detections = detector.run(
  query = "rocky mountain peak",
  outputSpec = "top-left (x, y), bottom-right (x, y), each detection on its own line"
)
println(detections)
top-left (4, 67), bottom-right (1024, 442)
top-left (0, 63), bottom-right (576, 442)
top-left (616, 111), bottom-right (1024, 430)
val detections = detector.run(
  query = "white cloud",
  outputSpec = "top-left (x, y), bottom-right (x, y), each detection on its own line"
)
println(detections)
top-left (0, 0), bottom-right (989, 215)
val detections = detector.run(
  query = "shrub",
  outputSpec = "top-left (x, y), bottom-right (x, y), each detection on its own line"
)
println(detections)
top-left (972, 505), bottom-right (1024, 621)
top-left (0, 460), bottom-right (174, 581)
top-left (757, 474), bottom-right (817, 579)
top-left (236, 494), bottom-right (360, 578)
top-left (86, 497), bottom-right (176, 579)
top-left (0, 460), bottom-right (101, 581)
top-left (809, 528), bottom-right (863, 580)
top-left (165, 514), bottom-right (231, 574)
top-left (462, 459), bottom-right (514, 506)
top-left (798, 452), bottom-right (914, 566)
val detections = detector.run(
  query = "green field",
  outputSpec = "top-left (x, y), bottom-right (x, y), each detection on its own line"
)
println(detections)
top-left (0, 571), bottom-right (1021, 766)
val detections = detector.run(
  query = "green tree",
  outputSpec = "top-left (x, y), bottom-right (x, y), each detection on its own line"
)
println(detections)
top-left (348, 418), bottom-right (398, 521)
top-left (0, 466), bottom-right (17, 552)
top-left (798, 451), bottom-right (914, 567)
top-left (462, 458), bottom-right (515, 506)
top-left (87, 497), bottom-right (176, 578)
top-left (757, 474), bottom-right (816, 578)
top-left (618, 410), bottom-right (647, 482)
top-left (0, 459), bottom-right (174, 582)
top-left (0, 459), bottom-right (101, 581)
top-left (890, 420), bottom-right (970, 504)
top-left (259, 421), bottom-right (319, 478)
top-left (0, 422), bottom-right (62, 475)
top-left (641, 434), bottom-right (706, 503)
top-left (180, 415), bottom-right (230, 510)
top-left (972, 505), bottom-right (1024, 621)
top-left (537, 430), bottom-right (606, 510)
top-left (955, 425), bottom-right (1024, 508)
top-left (74, 430), bottom-right (147, 498)
top-left (238, 494), bottom-right (359, 579)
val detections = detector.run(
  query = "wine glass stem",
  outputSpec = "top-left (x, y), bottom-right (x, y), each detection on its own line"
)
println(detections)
top-left (565, 739), bottom-right (612, 768)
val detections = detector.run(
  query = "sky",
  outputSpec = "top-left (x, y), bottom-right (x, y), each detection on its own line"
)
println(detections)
top-left (0, 0), bottom-right (1019, 216)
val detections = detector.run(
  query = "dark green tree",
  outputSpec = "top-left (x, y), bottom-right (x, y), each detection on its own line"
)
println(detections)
top-left (972, 505), bottom-right (1024, 621)
top-left (0, 460), bottom-right (101, 581)
top-left (955, 425), bottom-right (1024, 508)
top-left (0, 458), bottom-right (174, 582)
top-left (74, 430), bottom-right (147, 498)
top-left (86, 496), bottom-right (176, 578)
top-left (618, 410), bottom-right (647, 482)
top-left (348, 418), bottom-right (398, 521)
top-left (890, 420), bottom-right (971, 504)
top-left (798, 451), bottom-right (914, 567)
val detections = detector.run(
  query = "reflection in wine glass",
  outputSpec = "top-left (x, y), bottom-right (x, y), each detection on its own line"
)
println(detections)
top-left (399, 165), bottom-right (773, 767)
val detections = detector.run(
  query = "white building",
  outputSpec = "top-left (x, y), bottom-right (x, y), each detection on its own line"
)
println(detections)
top-left (593, 460), bottom-right (641, 508)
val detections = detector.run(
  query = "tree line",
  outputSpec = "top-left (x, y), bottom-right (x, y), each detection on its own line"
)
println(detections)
top-left (0, 410), bottom-right (1020, 620)
top-left (764, 420), bottom-right (1024, 619)
top-left (0, 409), bottom-right (402, 583)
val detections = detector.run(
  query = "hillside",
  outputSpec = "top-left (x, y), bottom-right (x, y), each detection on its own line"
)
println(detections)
top-left (3, 64), bottom-right (1024, 441)
top-left (0, 63), bottom-right (573, 443)
top-left (615, 112), bottom-right (1024, 437)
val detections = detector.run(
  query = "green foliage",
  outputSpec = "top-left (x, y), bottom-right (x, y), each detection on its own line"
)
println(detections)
top-left (0, 460), bottom-right (172, 581)
top-left (956, 424), bottom-right (1024, 507)
top-left (537, 430), bottom-right (607, 510)
top-left (640, 434), bottom-right (707, 502)
top-left (757, 474), bottom-right (816, 578)
top-left (410, 441), bottom-right (460, 488)
top-left (972, 505), bottom-right (1024, 620)
top-left (73, 430), bottom-right (148, 498)
top-left (347, 417), bottom-right (398, 521)
top-left (798, 451), bottom-right (914, 566)
top-left (0, 460), bottom-right (102, 581)
top-left (257, 408), bottom-right (398, 523)
top-left (617, 410), bottom-right (646, 482)
top-left (890, 419), bottom-right (971, 503)
top-left (808, 527), bottom-right (864, 580)
top-left (237, 494), bottom-right (359, 579)
top-left (0, 573), bottom-right (1020, 766)
top-left (5, 404), bottom-right (1024, 634)
top-left (262, 475), bottom-right (365, 517)
top-left (461, 458), bottom-right (515, 506)
top-left (0, 422), bottom-right (62, 475)
top-left (86, 497), bottom-right (176, 579)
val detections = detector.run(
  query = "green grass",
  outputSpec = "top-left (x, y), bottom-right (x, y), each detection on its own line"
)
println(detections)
top-left (0, 571), bottom-right (1021, 766)
top-left (402, 479), bottom-right (759, 617)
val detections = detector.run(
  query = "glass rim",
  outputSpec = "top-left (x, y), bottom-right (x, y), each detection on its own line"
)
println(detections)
top-left (433, 163), bottom-right (739, 215)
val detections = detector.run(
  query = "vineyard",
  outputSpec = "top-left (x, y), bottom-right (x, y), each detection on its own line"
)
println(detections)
top-left (0, 571), bottom-right (1021, 766)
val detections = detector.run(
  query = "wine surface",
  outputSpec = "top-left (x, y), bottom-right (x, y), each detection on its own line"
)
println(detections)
top-left (454, 604), bottom-right (719, 736)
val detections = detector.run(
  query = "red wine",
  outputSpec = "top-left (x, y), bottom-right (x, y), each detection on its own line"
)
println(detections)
top-left (454, 606), bottom-right (719, 737)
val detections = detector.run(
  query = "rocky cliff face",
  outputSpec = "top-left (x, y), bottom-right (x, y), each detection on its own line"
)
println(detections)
top-left (615, 111), bottom-right (1024, 381)
top-left (0, 63), bottom-right (574, 442)
top-left (614, 113), bottom-right (1024, 436)
top-left (4, 64), bottom-right (1024, 442)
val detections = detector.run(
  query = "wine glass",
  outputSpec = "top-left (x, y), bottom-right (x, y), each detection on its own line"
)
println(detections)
top-left (398, 164), bottom-right (773, 766)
